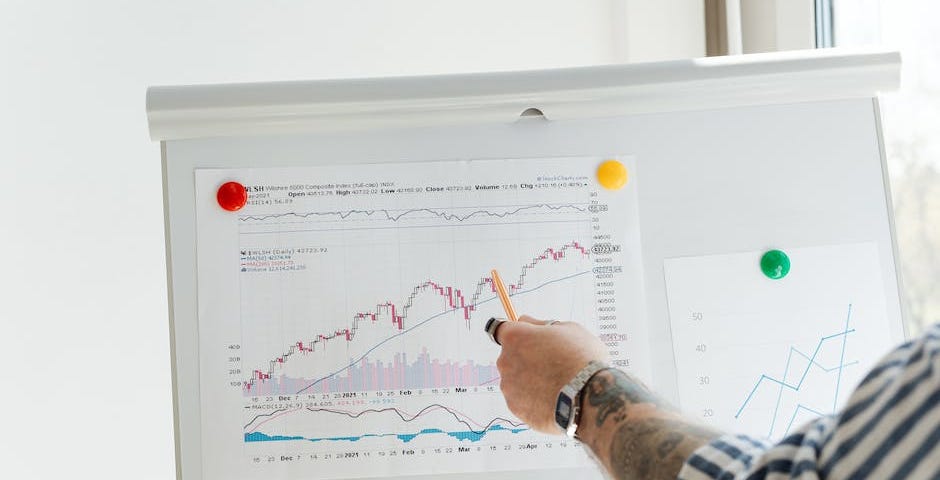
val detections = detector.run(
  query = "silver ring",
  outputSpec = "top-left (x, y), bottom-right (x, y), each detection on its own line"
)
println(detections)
top-left (485, 317), bottom-right (505, 345)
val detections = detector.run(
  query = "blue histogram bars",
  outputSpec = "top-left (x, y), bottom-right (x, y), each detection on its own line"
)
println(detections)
top-left (735, 304), bottom-right (855, 438)
top-left (245, 425), bottom-right (529, 444)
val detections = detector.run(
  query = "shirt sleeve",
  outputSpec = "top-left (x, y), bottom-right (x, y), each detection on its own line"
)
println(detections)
top-left (678, 323), bottom-right (940, 480)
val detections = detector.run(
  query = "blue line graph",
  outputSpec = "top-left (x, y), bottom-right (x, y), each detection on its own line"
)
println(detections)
top-left (735, 304), bottom-right (856, 438)
top-left (834, 304), bottom-right (852, 411)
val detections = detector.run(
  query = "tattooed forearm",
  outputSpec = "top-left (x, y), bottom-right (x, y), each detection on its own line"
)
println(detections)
top-left (578, 369), bottom-right (721, 480)
top-left (585, 368), bottom-right (663, 427)
top-left (610, 418), bottom-right (718, 479)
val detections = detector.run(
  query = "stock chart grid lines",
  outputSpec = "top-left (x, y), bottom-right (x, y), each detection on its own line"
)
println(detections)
top-left (195, 157), bottom-right (643, 478)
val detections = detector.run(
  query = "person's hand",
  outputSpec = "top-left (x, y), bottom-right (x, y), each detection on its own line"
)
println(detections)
top-left (494, 315), bottom-right (609, 433)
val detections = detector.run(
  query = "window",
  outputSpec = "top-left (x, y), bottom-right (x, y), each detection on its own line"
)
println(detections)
top-left (831, 0), bottom-right (940, 334)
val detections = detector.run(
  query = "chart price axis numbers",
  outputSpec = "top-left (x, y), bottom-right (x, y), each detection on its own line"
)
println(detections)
top-left (589, 196), bottom-right (628, 366)
top-left (227, 343), bottom-right (244, 390)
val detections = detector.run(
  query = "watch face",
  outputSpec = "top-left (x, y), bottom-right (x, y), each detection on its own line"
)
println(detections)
top-left (555, 394), bottom-right (573, 429)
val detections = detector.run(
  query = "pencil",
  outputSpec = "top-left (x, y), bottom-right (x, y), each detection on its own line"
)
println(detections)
top-left (490, 269), bottom-right (518, 322)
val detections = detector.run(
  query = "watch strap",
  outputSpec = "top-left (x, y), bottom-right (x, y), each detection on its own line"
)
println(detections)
top-left (557, 360), bottom-right (608, 437)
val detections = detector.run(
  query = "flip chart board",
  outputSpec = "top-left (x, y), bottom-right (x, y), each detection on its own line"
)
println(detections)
top-left (147, 49), bottom-right (906, 480)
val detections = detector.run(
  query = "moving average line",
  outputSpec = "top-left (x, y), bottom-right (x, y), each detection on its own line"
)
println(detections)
top-left (293, 270), bottom-right (591, 395)
top-left (243, 241), bottom-right (590, 393)
top-left (244, 403), bottom-right (525, 434)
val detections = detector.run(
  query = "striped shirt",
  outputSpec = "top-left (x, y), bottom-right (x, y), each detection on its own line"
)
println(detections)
top-left (679, 323), bottom-right (940, 479)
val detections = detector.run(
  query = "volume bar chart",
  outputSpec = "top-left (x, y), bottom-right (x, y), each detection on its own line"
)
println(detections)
top-left (243, 241), bottom-right (590, 393)
top-left (245, 349), bottom-right (499, 396)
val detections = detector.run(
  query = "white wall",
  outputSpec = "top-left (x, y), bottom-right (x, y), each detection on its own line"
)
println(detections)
top-left (615, 0), bottom-right (706, 62)
top-left (0, 1), bottom-right (703, 478)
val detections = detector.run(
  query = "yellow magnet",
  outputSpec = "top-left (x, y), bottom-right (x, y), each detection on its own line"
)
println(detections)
top-left (597, 159), bottom-right (628, 190)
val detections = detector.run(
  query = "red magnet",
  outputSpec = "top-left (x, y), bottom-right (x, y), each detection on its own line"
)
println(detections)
top-left (217, 181), bottom-right (248, 211)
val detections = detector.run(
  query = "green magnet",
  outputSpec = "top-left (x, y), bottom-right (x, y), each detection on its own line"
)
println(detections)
top-left (760, 249), bottom-right (791, 280)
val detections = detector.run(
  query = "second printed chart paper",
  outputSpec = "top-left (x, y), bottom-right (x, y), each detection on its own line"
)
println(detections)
top-left (664, 243), bottom-right (895, 441)
top-left (193, 157), bottom-right (648, 479)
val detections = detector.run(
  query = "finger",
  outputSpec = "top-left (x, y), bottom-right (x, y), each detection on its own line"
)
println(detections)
top-left (517, 314), bottom-right (550, 326)
top-left (492, 319), bottom-right (533, 345)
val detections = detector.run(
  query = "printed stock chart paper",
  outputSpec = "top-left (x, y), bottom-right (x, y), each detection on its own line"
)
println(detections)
top-left (193, 157), bottom-right (648, 479)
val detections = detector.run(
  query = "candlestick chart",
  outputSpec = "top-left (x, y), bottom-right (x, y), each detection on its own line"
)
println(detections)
top-left (195, 157), bottom-right (645, 479)
top-left (242, 241), bottom-right (590, 395)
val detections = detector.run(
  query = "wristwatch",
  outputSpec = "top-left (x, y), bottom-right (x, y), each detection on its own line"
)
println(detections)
top-left (555, 360), bottom-right (608, 438)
